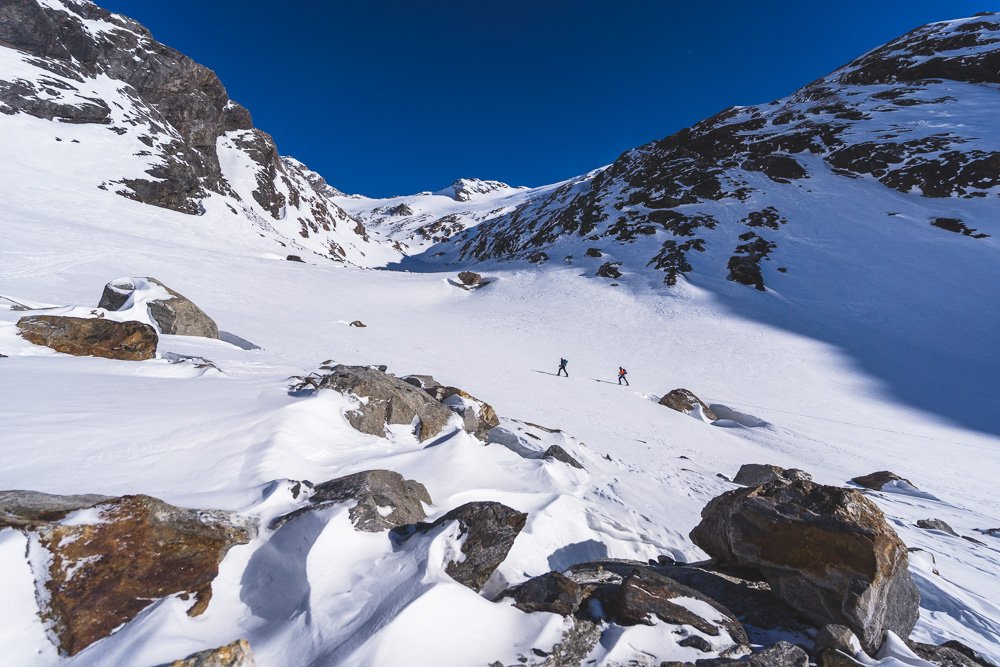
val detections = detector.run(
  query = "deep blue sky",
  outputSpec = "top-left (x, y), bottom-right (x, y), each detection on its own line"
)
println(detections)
top-left (101, 1), bottom-right (996, 197)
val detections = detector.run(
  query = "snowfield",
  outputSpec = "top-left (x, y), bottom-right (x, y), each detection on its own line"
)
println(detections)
top-left (1, 1), bottom-right (999, 665)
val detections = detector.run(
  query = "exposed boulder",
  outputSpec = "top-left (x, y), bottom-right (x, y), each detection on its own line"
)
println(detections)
top-left (12, 492), bottom-right (255, 656)
top-left (17, 315), bottom-right (157, 360)
top-left (458, 271), bottom-right (482, 286)
top-left (403, 374), bottom-right (500, 440)
top-left (596, 261), bottom-right (622, 278)
top-left (690, 479), bottom-right (919, 654)
top-left (659, 388), bottom-right (718, 421)
top-left (270, 470), bottom-right (430, 531)
top-left (585, 247), bottom-right (603, 257)
top-left (815, 624), bottom-right (861, 656)
top-left (910, 641), bottom-right (996, 667)
top-left (916, 518), bottom-right (958, 537)
top-left (851, 470), bottom-right (914, 491)
top-left (503, 571), bottom-right (583, 615)
top-left (170, 639), bottom-right (255, 667)
top-left (733, 463), bottom-right (811, 487)
top-left (543, 445), bottom-right (584, 469)
top-left (349, 320), bottom-right (367, 328)
top-left (99, 277), bottom-right (219, 339)
top-left (286, 254), bottom-right (305, 262)
top-left (292, 365), bottom-right (454, 441)
top-left (394, 501), bottom-right (526, 592)
top-left (0, 490), bottom-right (111, 529)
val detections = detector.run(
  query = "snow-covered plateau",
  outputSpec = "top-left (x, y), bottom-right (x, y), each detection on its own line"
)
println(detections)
top-left (1, 2), bottom-right (998, 666)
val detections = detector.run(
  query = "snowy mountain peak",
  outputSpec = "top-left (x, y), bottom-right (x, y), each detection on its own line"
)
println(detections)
top-left (434, 177), bottom-right (525, 202)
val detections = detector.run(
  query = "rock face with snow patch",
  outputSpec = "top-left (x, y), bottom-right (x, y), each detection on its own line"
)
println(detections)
top-left (17, 315), bottom-right (158, 360)
top-left (169, 639), bottom-right (256, 667)
top-left (270, 470), bottom-right (431, 531)
top-left (690, 479), bottom-right (920, 654)
top-left (394, 501), bottom-right (526, 592)
top-left (99, 277), bottom-right (219, 338)
top-left (851, 470), bottom-right (914, 491)
top-left (294, 365), bottom-right (454, 441)
top-left (0, 0), bottom-right (387, 264)
top-left (411, 16), bottom-right (999, 289)
top-left (6, 492), bottom-right (255, 655)
top-left (506, 559), bottom-right (749, 657)
top-left (659, 388), bottom-right (718, 420)
top-left (403, 374), bottom-right (500, 440)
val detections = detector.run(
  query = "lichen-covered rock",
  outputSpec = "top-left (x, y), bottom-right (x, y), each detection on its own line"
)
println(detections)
top-left (690, 479), bottom-right (920, 654)
top-left (17, 315), bottom-right (157, 360)
top-left (170, 639), bottom-right (255, 667)
top-left (99, 277), bottom-right (219, 338)
top-left (659, 388), bottom-right (718, 420)
top-left (11, 492), bottom-right (255, 655)
top-left (733, 463), bottom-right (811, 487)
top-left (270, 470), bottom-right (430, 532)
top-left (394, 501), bottom-right (526, 592)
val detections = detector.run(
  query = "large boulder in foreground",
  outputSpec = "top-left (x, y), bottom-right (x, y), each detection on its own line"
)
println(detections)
top-left (690, 479), bottom-right (919, 654)
top-left (170, 639), bottom-right (255, 667)
top-left (295, 365), bottom-right (454, 441)
top-left (270, 470), bottom-right (431, 531)
top-left (393, 501), bottom-right (526, 592)
top-left (658, 388), bottom-right (718, 420)
top-left (8, 492), bottom-right (255, 655)
top-left (16, 315), bottom-right (157, 360)
top-left (99, 277), bottom-right (219, 338)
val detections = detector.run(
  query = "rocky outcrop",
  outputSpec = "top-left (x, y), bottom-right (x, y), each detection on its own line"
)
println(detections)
top-left (851, 470), bottom-right (914, 491)
top-left (595, 262), bottom-right (622, 279)
top-left (690, 479), bottom-right (920, 654)
top-left (910, 640), bottom-right (998, 667)
top-left (99, 277), bottom-right (219, 338)
top-left (291, 365), bottom-right (454, 441)
top-left (17, 315), bottom-right (157, 360)
top-left (403, 374), bottom-right (500, 440)
top-left (659, 388), bottom-right (718, 420)
top-left (270, 470), bottom-right (430, 531)
top-left (394, 501), bottom-right (526, 592)
top-left (4, 492), bottom-right (255, 655)
top-left (505, 560), bottom-right (749, 658)
top-left (733, 463), bottom-right (811, 487)
top-left (542, 445), bottom-right (584, 469)
top-left (170, 639), bottom-right (255, 667)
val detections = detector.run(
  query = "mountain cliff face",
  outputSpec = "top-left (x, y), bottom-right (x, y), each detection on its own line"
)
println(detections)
top-left (416, 15), bottom-right (998, 290)
top-left (0, 0), bottom-right (392, 264)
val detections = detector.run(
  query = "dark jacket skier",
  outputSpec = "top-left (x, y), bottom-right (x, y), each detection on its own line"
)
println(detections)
top-left (618, 366), bottom-right (629, 386)
top-left (558, 358), bottom-right (568, 377)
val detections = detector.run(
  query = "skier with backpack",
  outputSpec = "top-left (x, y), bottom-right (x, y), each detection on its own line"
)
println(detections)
top-left (618, 366), bottom-right (629, 386)
top-left (557, 358), bottom-right (569, 377)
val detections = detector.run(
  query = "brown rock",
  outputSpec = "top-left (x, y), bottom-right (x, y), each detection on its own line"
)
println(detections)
top-left (503, 571), bottom-right (583, 615)
top-left (17, 315), bottom-right (157, 360)
top-left (22, 494), bottom-right (255, 655)
top-left (457, 271), bottom-right (482, 286)
top-left (690, 480), bottom-right (919, 654)
top-left (170, 639), bottom-right (255, 667)
top-left (851, 471), bottom-right (914, 491)
top-left (659, 388), bottom-right (718, 421)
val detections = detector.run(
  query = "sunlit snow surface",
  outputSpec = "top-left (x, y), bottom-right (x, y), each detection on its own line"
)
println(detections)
top-left (1, 6), bottom-right (999, 667)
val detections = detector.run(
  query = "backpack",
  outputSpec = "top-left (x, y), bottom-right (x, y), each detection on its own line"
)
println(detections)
top-left (619, 367), bottom-right (627, 375)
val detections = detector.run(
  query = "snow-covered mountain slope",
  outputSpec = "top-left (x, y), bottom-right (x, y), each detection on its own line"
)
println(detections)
top-left (2, 4), bottom-right (1000, 667)
top-left (335, 178), bottom-right (543, 254)
top-left (0, 0), bottom-right (397, 266)
top-left (422, 15), bottom-right (999, 283)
